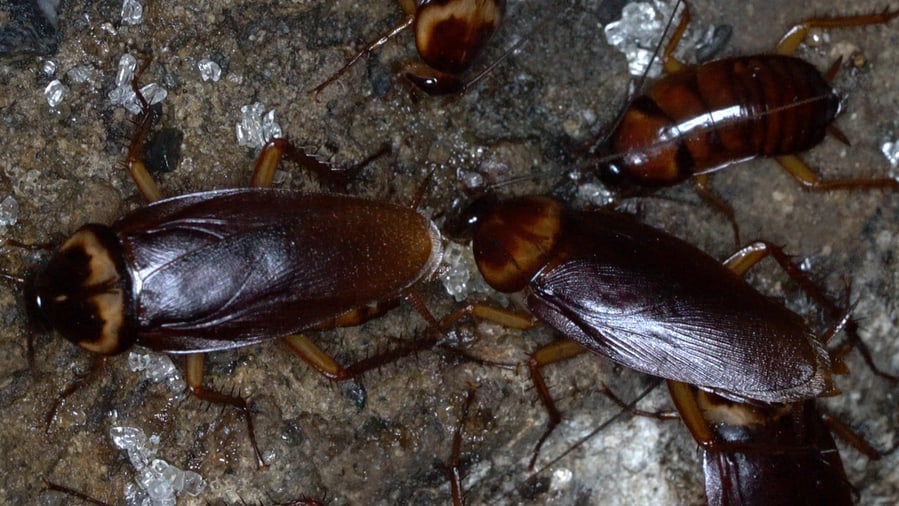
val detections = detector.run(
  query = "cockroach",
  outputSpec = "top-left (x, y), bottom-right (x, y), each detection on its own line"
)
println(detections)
top-left (448, 193), bottom-right (899, 467)
top-left (15, 68), bottom-right (444, 469)
top-left (593, 2), bottom-right (899, 241)
top-left (662, 239), bottom-right (895, 506)
top-left (668, 382), bottom-right (880, 506)
top-left (455, 193), bottom-right (834, 403)
top-left (310, 0), bottom-right (505, 95)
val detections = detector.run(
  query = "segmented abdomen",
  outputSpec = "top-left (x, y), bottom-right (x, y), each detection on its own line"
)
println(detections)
top-left (608, 54), bottom-right (841, 186)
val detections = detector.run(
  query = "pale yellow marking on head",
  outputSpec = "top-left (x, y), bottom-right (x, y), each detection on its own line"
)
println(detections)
top-left (59, 228), bottom-right (127, 355)
top-left (61, 229), bottom-right (120, 287)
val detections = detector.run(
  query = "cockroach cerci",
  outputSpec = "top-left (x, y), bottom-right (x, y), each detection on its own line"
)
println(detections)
top-left (310, 0), bottom-right (505, 95)
top-left (18, 75), bottom-right (444, 469)
top-left (449, 193), bottom-right (864, 466)
top-left (593, 2), bottom-right (899, 241)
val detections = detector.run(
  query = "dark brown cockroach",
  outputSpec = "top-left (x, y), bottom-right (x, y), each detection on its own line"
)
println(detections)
top-left (449, 193), bottom-right (862, 466)
top-left (19, 71), bottom-right (444, 469)
top-left (594, 2), bottom-right (899, 241)
top-left (310, 0), bottom-right (505, 95)
top-left (661, 241), bottom-right (895, 506)
top-left (668, 382), bottom-right (874, 506)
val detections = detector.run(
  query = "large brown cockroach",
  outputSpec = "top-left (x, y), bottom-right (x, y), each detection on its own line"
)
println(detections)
top-left (15, 74), bottom-right (444, 469)
top-left (594, 2), bottom-right (899, 241)
top-left (310, 0), bottom-right (505, 95)
top-left (448, 192), bottom-right (898, 467)
top-left (662, 238), bottom-right (893, 506)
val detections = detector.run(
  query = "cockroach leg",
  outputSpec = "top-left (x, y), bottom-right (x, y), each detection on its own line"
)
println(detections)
top-left (522, 340), bottom-right (680, 470)
top-left (692, 174), bottom-right (740, 245)
top-left (666, 381), bottom-right (718, 450)
top-left (525, 339), bottom-right (586, 470)
top-left (42, 479), bottom-right (112, 506)
top-left (126, 61), bottom-right (163, 203)
top-left (447, 386), bottom-right (477, 506)
top-left (250, 138), bottom-right (380, 191)
top-left (774, 153), bottom-right (899, 191)
top-left (596, 383), bottom-right (679, 421)
top-left (776, 8), bottom-right (899, 57)
top-left (281, 334), bottom-right (351, 381)
top-left (821, 413), bottom-right (896, 459)
top-left (44, 358), bottom-right (107, 430)
top-left (279, 291), bottom-right (440, 382)
top-left (659, 0), bottom-right (690, 73)
top-left (185, 353), bottom-right (266, 469)
top-left (440, 302), bottom-right (538, 331)
top-left (337, 302), bottom-right (530, 379)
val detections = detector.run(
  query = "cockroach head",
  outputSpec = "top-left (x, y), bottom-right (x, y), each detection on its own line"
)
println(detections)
top-left (443, 191), bottom-right (500, 243)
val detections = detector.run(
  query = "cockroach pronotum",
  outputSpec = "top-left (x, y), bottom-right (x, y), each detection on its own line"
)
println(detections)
top-left (310, 0), bottom-right (505, 95)
top-left (448, 192), bottom-right (897, 468)
top-left (10, 69), bottom-right (444, 470)
top-left (593, 2), bottom-right (899, 241)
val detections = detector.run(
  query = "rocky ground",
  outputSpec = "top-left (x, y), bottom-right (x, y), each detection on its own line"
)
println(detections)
top-left (0, 0), bottom-right (896, 504)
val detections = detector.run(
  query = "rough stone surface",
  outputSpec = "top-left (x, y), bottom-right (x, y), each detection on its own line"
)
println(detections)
top-left (0, 0), bottom-right (896, 504)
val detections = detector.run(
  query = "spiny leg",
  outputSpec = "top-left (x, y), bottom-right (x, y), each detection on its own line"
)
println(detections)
top-left (447, 386), bottom-right (478, 506)
top-left (665, 381), bottom-right (718, 450)
top-left (185, 353), bottom-right (266, 468)
top-left (775, 154), bottom-right (899, 192)
top-left (525, 339), bottom-right (588, 470)
top-left (328, 301), bottom-right (533, 380)
top-left (250, 137), bottom-right (385, 191)
top-left (776, 8), bottom-right (899, 56)
top-left (525, 341), bottom-right (678, 469)
top-left (693, 174), bottom-right (741, 246)
top-left (821, 413), bottom-right (897, 459)
top-left (125, 60), bottom-right (164, 203)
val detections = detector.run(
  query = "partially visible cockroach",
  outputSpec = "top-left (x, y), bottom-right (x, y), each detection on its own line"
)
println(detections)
top-left (12, 65), bottom-right (445, 469)
top-left (310, 0), bottom-right (505, 95)
top-left (593, 1), bottom-right (899, 242)
top-left (668, 382), bottom-right (888, 506)
top-left (447, 192), bottom-right (898, 467)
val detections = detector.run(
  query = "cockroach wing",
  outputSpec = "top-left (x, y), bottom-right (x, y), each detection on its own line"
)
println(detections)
top-left (113, 189), bottom-right (441, 353)
top-left (525, 210), bottom-right (831, 403)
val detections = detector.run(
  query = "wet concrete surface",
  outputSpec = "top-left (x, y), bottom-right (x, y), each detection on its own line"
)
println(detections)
top-left (0, 0), bottom-right (897, 504)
